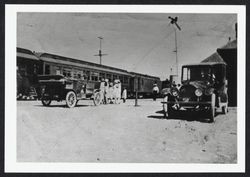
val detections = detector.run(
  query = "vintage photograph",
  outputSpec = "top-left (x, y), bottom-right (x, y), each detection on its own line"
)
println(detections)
top-left (4, 5), bottom-right (246, 172)
top-left (16, 12), bottom-right (237, 163)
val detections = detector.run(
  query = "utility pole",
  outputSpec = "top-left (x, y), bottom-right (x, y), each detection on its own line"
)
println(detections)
top-left (94, 37), bottom-right (108, 65)
top-left (168, 16), bottom-right (181, 77)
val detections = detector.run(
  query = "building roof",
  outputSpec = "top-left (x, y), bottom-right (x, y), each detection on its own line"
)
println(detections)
top-left (218, 39), bottom-right (237, 49)
top-left (17, 47), bottom-right (39, 61)
top-left (200, 39), bottom-right (237, 64)
top-left (201, 52), bottom-right (225, 63)
top-left (183, 62), bottom-right (226, 68)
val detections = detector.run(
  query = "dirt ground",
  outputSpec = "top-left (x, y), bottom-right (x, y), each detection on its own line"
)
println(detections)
top-left (17, 99), bottom-right (237, 163)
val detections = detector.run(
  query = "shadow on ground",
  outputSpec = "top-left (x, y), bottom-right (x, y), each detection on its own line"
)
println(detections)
top-left (34, 104), bottom-right (91, 108)
top-left (148, 109), bottom-right (219, 123)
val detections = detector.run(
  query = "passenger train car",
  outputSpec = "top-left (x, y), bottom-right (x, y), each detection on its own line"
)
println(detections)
top-left (16, 48), bottom-right (41, 99)
top-left (16, 47), bottom-right (162, 99)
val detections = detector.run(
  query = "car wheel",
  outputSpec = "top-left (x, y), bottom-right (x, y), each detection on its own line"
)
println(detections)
top-left (41, 99), bottom-right (51, 106)
top-left (209, 93), bottom-right (216, 122)
top-left (93, 92), bottom-right (102, 106)
top-left (66, 91), bottom-right (77, 108)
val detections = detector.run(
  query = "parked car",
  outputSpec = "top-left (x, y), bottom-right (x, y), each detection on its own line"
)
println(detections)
top-left (162, 62), bottom-right (228, 122)
top-left (38, 75), bottom-right (102, 108)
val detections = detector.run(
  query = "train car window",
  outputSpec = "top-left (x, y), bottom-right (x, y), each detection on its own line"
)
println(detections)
top-left (81, 74), bottom-right (86, 80)
top-left (54, 66), bottom-right (61, 75)
top-left (91, 72), bottom-right (99, 81)
top-left (119, 75), bottom-right (123, 83)
top-left (100, 73), bottom-right (105, 80)
top-left (113, 75), bottom-right (118, 80)
top-left (72, 69), bottom-right (81, 79)
top-left (19, 65), bottom-right (26, 76)
top-left (91, 75), bottom-right (98, 81)
top-left (86, 71), bottom-right (90, 80)
top-left (38, 64), bottom-right (43, 75)
top-left (106, 73), bottom-right (111, 81)
top-left (142, 78), bottom-right (144, 85)
top-left (124, 76), bottom-right (128, 84)
top-left (62, 68), bottom-right (72, 77)
top-left (45, 64), bottom-right (50, 75)
top-left (67, 72), bottom-right (72, 77)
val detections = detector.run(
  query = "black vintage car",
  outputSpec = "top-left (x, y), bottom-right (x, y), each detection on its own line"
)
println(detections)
top-left (38, 75), bottom-right (102, 108)
top-left (162, 62), bottom-right (228, 122)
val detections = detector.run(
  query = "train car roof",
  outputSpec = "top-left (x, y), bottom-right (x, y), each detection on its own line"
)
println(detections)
top-left (129, 72), bottom-right (160, 80)
top-left (17, 47), bottom-right (39, 61)
top-left (182, 62), bottom-right (226, 68)
top-left (36, 52), bottom-right (132, 76)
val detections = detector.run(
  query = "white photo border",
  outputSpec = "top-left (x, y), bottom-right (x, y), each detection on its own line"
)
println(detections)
top-left (5, 5), bottom-right (246, 173)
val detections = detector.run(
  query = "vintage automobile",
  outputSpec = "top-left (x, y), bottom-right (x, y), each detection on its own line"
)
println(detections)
top-left (38, 75), bottom-right (102, 108)
top-left (162, 62), bottom-right (228, 122)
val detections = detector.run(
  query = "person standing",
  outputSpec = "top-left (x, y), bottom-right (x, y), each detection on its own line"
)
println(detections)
top-left (113, 79), bottom-right (121, 104)
top-left (99, 78), bottom-right (106, 104)
top-left (152, 83), bottom-right (159, 101)
top-left (122, 87), bottom-right (127, 103)
top-left (108, 82), bottom-right (114, 104)
top-left (104, 79), bottom-right (109, 104)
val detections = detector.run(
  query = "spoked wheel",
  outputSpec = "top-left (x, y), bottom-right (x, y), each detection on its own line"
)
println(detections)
top-left (41, 99), bottom-right (51, 106)
top-left (93, 92), bottom-right (102, 106)
top-left (209, 93), bottom-right (216, 123)
top-left (66, 91), bottom-right (77, 108)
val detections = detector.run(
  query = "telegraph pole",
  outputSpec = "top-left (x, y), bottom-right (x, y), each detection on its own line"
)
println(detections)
top-left (94, 37), bottom-right (108, 65)
top-left (168, 16), bottom-right (181, 77)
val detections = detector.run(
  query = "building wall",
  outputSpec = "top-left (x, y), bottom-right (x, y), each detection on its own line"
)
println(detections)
top-left (217, 48), bottom-right (237, 106)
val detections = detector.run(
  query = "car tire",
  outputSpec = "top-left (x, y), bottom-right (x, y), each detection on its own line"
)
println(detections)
top-left (209, 93), bottom-right (216, 123)
top-left (93, 92), bottom-right (102, 106)
top-left (66, 91), bottom-right (77, 108)
top-left (41, 99), bottom-right (51, 106)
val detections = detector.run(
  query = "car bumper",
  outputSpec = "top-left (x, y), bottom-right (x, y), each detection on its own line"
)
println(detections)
top-left (161, 101), bottom-right (212, 110)
top-left (161, 101), bottom-right (211, 105)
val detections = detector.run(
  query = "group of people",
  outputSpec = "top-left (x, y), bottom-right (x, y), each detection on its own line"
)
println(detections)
top-left (99, 78), bottom-right (127, 104)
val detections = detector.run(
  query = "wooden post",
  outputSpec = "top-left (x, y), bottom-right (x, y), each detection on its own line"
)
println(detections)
top-left (135, 90), bottom-right (138, 106)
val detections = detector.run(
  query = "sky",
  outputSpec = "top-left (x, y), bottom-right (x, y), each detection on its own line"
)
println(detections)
top-left (17, 13), bottom-right (237, 80)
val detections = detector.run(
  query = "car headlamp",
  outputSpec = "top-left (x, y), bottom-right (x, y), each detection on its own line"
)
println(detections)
top-left (205, 88), bottom-right (214, 95)
top-left (195, 89), bottom-right (203, 97)
top-left (172, 90), bottom-right (178, 96)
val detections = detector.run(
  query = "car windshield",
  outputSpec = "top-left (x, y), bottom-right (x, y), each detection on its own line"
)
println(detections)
top-left (182, 66), bottom-right (212, 82)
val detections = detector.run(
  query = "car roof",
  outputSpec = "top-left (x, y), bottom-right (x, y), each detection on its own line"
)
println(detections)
top-left (182, 62), bottom-right (226, 67)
